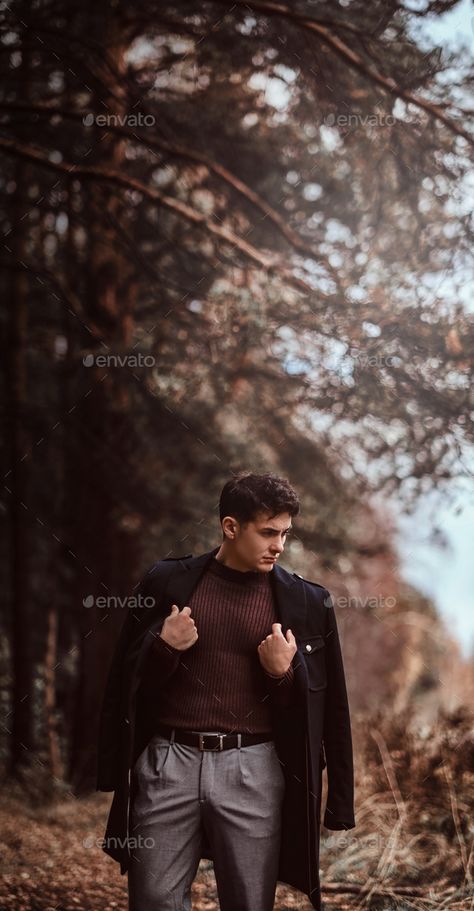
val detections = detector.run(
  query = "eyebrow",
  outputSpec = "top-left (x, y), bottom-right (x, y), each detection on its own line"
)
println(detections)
top-left (261, 526), bottom-right (292, 533)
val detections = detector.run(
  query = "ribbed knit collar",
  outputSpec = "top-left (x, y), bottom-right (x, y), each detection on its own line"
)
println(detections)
top-left (208, 555), bottom-right (270, 586)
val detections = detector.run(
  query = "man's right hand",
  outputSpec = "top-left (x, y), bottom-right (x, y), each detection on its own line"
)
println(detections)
top-left (159, 604), bottom-right (198, 651)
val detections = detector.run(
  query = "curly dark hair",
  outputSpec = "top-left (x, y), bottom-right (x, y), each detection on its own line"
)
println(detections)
top-left (219, 472), bottom-right (300, 528)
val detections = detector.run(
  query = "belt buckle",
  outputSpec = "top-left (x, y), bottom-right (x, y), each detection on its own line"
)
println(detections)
top-left (199, 733), bottom-right (224, 751)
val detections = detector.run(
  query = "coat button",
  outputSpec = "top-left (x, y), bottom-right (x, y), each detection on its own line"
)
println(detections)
top-left (305, 644), bottom-right (311, 652)
top-left (125, 717), bottom-right (130, 724)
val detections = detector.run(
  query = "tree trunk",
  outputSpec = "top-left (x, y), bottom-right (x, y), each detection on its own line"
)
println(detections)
top-left (6, 21), bottom-right (34, 782)
top-left (68, 7), bottom-right (140, 792)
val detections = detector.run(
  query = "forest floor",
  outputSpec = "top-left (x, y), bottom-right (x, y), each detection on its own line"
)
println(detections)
top-left (0, 707), bottom-right (473, 910)
top-left (0, 786), bottom-right (315, 910)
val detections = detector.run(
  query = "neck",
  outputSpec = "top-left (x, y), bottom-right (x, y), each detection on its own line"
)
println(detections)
top-left (214, 545), bottom-right (253, 573)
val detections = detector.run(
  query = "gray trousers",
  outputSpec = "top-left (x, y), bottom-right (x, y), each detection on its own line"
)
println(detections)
top-left (128, 730), bottom-right (286, 911)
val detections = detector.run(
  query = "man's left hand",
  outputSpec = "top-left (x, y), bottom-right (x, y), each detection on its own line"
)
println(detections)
top-left (257, 623), bottom-right (297, 676)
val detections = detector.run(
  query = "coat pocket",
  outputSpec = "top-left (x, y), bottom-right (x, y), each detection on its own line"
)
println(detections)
top-left (299, 634), bottom-right (327, 691)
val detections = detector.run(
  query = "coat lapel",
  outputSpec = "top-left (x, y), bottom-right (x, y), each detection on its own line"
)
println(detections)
top-left (127, 549), bottom-right (218, 697)
top-left (269, 561), bottom-right (309, 636)
top-left (163, 546), bottom-right (221, 610)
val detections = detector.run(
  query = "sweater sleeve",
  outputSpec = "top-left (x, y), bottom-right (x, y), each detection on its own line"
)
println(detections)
top-left (142, 633), bottom-right (182, 686)
top-left (262, 662), bottom-right (295, 708)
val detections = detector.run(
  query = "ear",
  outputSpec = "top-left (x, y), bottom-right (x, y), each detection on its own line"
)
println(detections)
top-left (222, 515), bottom-right (239, 539)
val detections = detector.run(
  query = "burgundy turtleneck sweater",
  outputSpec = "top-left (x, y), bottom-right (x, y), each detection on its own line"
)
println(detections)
top-left (142, 555), bottom-right (295, 734)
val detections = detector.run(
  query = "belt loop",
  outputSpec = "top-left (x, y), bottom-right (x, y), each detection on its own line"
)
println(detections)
top-left (170, 728), bottom-right (175, 743)
top-left (237, 733), bottom-right (241, 749)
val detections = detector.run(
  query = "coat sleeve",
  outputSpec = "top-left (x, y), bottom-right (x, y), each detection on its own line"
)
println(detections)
top-left (322, 588), bottom-right (356, 830)
top-left (96, 602), bottom-right (138, 792)
top-left (96, 563), bottom-right (164, 792)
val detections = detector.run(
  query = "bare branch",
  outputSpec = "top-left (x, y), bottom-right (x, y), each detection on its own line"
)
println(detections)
top-left (210, 0), bottom-right (473, 146)
top-left (0, 100), bottom-right (323, 262)
top-left (0, 134), bottom-right (323, 299)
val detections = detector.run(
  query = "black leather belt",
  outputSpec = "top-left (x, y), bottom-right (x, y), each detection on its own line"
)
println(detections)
top-left (155, 722), bottom-right (273, 751)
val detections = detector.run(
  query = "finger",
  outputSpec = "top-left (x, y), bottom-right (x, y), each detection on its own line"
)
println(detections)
top-left (272, 622), bottom-right (282, 635)
top-left (286, 628), bottom-right (296, 642)
top-left (169, 604), bottom-right (180, 615)
top-left (180, 605), bottom-right (192, 615)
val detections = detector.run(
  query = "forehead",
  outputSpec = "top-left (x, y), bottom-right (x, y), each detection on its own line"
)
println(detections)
top-left (252, 511), bottom-right (292, 529)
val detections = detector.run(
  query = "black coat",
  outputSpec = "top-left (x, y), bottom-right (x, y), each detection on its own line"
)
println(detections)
top-left (96, 546), bottom-right (356, 911)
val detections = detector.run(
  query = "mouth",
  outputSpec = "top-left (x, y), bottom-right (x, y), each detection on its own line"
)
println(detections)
top-left (263, 557), bottom-right (277, 563)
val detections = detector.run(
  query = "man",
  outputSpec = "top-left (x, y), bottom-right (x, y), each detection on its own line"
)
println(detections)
top-left (97, 472), bottom-right (355, 911)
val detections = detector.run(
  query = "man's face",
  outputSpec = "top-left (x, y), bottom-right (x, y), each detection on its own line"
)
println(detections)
top-left (228, 510), bottom-right (293, 572)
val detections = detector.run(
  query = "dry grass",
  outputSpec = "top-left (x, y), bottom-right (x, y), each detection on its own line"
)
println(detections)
top-left (319, 704), bottom-right (474, 910)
